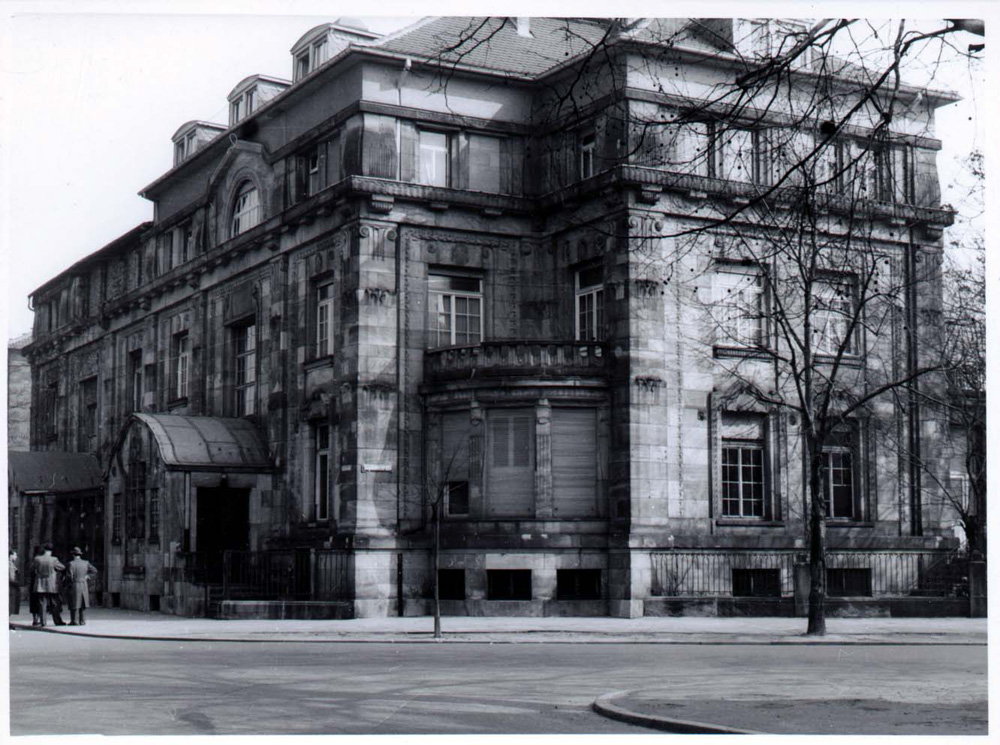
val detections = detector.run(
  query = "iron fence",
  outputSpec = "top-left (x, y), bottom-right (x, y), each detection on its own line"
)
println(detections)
top-left (649, 550), bottom-right (966, 598)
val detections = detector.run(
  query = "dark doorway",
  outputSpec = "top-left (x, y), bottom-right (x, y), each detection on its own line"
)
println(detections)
top-left (197, 487), bottom-right (250, 582)
top-left (54, 493), bottom-right (105, 591)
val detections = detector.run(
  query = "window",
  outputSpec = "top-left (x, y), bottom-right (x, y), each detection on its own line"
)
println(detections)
top-left (418, 131), bottom-right (450, 187)
top-left (312, 38), bottom-right (328, 68)
top-left (821, 443), bottom-right (856, 519)
top-left (78, 377), bottom-right (98, 453)
top-left (149, 487), bottom-right (159, 542)
top-left (296, 51), bottom-right (311, 80)
top-left (715, 128), bottom-right (755, 183)
top-left (170, 333), bottom-right (190, 401)
top-left (487, 570), bottom-right (532, 600)
top-left (468, 134), bottom-right (502, 193)
top-left (732, 568), bottom-right (782, 597)
top-left (442, 412), bottom-right (471, 517)
top-left (575, 266), bottom-right (605, 341)
top-left (812, 278), bottom-right (855, 355)
top-left (112, 493), bottom-right (122, 543)
top-left (175, 222), bottom-right (193, 265)
top-left (306, 150), bottom-right (321, 196)
top-left (445, 481), bottom-right (469, 517)
top-left (230, 182), bottom-right (261, 237)
top-left (557, 569), bottom-right (602, 600)
top-left (827, 567), bottom-right (872, 596)
top-left (232, 323), bottom-right (257, 416)
top-left (486, 409), bottom-right (534, 517)
top-left (438, 569), bottom-right (466, 601)
top-left (230, 97), bottom-right (243, 125)
top-left (714, 267), bottom-right (764, 348)
top-left (720, 414), bottom-right (767, 518)
top-left (316, 282), bottom-right (335, 357)
top-left (551, 408), bottom-right (599, 518)
top-left (157, 235), bottom-right (173, 276)
top-left (125, 443), bottom-right (146, 541)
top-left (428, 274), bottom-right (482, 348)
top-left (129, 350), bottom-right (143, 412)
top-left (174, 131), bottom-right (197, 165)
top-left (315, 424), bottom-right (330, 521)
top-left (579, 128), bottom-right (596, 179)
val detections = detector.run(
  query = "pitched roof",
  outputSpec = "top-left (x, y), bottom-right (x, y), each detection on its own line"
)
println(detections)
top-left (376, 17), bottom-right (613, 77)
top-left (8, 452), bottom-right (103, 494)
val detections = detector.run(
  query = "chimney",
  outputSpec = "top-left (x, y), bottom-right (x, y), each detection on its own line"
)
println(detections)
top-left (515, 18), bottom-right (532, 38)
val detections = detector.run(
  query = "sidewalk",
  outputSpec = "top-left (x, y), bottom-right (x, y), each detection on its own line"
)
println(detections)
top-left (8, 607), bottom-right (988, 645)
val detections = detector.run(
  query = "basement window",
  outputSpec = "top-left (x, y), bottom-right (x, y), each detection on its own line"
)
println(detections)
top-left (487, 569), bottom-right (532, 600)
top-left (557, 569), bottom-right (602, 600)
top-left (731, 568), bottom-right (781, 597)
top-left (827, 567), bottom-right (872, 597)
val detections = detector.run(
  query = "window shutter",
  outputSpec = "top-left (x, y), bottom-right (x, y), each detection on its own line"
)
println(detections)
top-left (399, 121), bottom-right (418, 183)
top-left (551, 409), bottom-right (598, 517)
top-left (499, 136), bottom-right (513, 194)
top-left (486, 409), bottom-right (534, 517)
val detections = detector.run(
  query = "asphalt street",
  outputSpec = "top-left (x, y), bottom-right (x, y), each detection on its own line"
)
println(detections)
top-left (8, 630), bottom-right (987, 736)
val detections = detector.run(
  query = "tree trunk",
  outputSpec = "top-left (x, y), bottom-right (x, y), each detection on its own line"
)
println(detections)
top-left (806, 444), bottom-right (827, 636)
top-left (432, 499), bottom-right (441, 639)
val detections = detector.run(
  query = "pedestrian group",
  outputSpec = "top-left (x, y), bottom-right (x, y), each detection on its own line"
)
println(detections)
top-left (8, 544), bottom-right (98, 627)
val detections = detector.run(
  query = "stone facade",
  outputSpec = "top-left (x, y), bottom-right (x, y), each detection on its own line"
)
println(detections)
top-left (8, 334), bottom-right (32, 451)
top-left (20, 18), bottom-right (962, 618)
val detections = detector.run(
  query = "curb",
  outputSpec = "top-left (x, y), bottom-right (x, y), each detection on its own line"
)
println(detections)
top-left (9, 622), bottom-right (987, 646)
top-left (593, 690), bottom-right (761, 734)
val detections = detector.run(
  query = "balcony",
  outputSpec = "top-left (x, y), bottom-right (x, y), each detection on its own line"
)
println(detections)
top-left (424, 340), bottom-right (609, 384)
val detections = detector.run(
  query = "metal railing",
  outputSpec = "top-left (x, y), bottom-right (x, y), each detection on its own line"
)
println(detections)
top-left (650, 550), bottom-right (797, 597)
top-left (219, 549), bottom-right (352, 601)
top-left (649, 550), bottom-right (966, 598)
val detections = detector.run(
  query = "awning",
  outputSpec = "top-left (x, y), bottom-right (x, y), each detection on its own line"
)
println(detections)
top-left (132, 414), bottom-right (273, 471)
top-left (8, 451), bottom-right (103, 494)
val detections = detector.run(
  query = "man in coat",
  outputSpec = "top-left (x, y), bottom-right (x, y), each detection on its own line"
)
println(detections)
top-left (67, 547), bottom-right (98, 626)
top-left (9, 549), bottom-right (19, 616)
top-left (31, 543), bottom-right (65, 627)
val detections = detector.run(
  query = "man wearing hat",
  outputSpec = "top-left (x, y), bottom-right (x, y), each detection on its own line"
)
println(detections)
top-left (67, 547), bottom-right (98, 626)
top-left (31, 543), bottom-right (65, 627)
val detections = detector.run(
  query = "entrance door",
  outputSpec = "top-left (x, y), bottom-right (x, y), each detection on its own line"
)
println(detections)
top-left (196, 488), bottom-right (250, 582)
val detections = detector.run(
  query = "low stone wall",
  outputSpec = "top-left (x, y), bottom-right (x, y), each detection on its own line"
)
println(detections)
top-left (644, 596), bottom-right (969, 618)
top-left (217, 600), bottom-right (354, 620)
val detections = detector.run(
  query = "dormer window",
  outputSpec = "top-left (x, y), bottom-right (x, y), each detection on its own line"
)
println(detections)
top-left (174, 131), bottom-right (197, 166)
top-left (229, 86), bottom-right (258, 126)
top-left (294, 36), bottom-right (331, 81)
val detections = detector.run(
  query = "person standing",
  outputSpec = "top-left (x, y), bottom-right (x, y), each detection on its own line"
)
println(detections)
top-left (31, 543), bottom-right (65, 627)
top-left (27, 546), bottom-right (43, 626)
top-left (67, 547), bottom-right (98, 626)
top-left (9, 550), bottom-right (20, 616)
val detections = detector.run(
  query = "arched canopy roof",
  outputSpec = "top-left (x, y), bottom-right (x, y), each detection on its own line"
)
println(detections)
top-left (127, 414), bottom-right (273, 472)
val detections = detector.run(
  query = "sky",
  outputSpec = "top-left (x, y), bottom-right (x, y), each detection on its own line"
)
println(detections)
top-left (0, 2), bottom-right (989, 341)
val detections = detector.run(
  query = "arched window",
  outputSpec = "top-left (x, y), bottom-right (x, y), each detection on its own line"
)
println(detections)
top-left (230, 181), bottom-right (261, 237)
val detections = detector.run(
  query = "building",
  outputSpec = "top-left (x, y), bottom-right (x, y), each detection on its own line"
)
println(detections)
top-left (8, 333), bottom-right (33, 451)
top-left (20, 17), bottom-right (963, 618)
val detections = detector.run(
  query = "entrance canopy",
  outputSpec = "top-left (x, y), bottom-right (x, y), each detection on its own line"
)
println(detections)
top-left (8, 451), bottom-right (102, 494)
top-left (132, 414), bottom-right (273, 471)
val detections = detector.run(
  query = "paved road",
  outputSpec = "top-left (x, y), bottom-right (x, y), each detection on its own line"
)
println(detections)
top-left (9, 630), bottom-right (987, 736)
